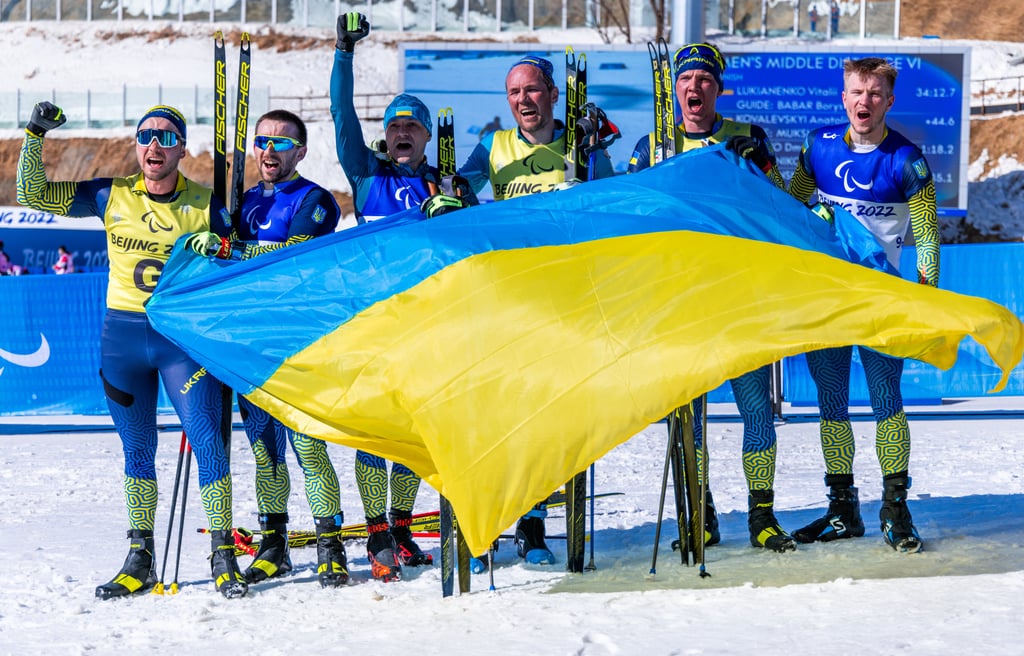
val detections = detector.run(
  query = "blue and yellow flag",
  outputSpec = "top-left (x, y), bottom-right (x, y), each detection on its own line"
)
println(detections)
top-left (148, 146), bottom-right (1024, 554)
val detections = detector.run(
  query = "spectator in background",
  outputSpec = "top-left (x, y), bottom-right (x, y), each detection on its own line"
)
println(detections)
top-left (52, 244), bottom-right (74, 274)
top-left (0, 241), bottom-right (24, 276)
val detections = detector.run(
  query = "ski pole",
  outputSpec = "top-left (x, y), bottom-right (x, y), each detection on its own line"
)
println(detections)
top-left (650, 418), bottom-right (675, 575)
top-left (169, 440), bottom-right (193, 594)
top-left (698, 396), bottom-right (711, 578)
top-left (153, 431), bottom-right (187, 595)
top-left (487, 542), bottom-right (496, 592)
top-left (585, 462), bottom-right (596, 571)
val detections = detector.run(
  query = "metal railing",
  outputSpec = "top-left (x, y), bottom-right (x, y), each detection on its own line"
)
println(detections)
top-left (0, 86), bottom-right (392, 129)
top-left (972, 75), bottom-right (1024, 115)
top-left (0, 0), bottom-right (903, 40)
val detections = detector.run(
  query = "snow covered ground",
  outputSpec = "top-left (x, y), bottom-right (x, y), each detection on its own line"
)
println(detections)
top-left (2, 400), bottom-right (1023, 654)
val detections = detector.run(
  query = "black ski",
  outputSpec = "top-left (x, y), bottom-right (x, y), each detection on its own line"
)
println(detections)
top-left (213, 31), bottom-right (228, 204)
top-left (564, 47), bottom-right (589, 184)
top-left (647, 38), bottom-right (675, 163)
top-left (439, 496), bottom-right (455, 597)
top-left (229, 32), bottom-right (252, 220)
top-left (667, 397), bottom-right (708, 569)
top-left (454, 514), bottom-right (471, 594)
top-left (436, 107), bottom-right (455, 177)
top-left (565, 469), bottom-right (587, 573)
top-left (212, 31), bottom-right (233, 458)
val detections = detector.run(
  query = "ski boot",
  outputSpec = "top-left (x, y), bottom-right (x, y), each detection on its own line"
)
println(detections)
top-left (469, 541), bottom-right (498, 574)
top-left (514, 506), bottom-right (555, 565)
top-left (880, 472), bottom-right (923, 553)
top-left (244, 512), bottom-right (293, 583)
top-left (469, 553), bottom-right (489, 574)
top-left (95, 529), bottom-right (158, 600)
top-left (390, 509), bottom-right (433, 566)
top-left (366, 515), bottom-right (402, 582)
top-left (748, 489), bottom-right (797, 553)
top-left (793, 474), bottom-right (866, 543)
top-left (314, 515), bottom-right (350, 588)
top-left (209, 529), bottom-right (249, 599)
top-left (673, 489), bottom-right (721, 552)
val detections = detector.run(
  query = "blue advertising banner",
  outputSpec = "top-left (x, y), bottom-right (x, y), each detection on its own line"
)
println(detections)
top-left (400, 44), bottom-right (968, 212)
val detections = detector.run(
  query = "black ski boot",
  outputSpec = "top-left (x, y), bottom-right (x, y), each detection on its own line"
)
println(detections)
top-left (748, 489), bottom-right (797, 553)
top-left (880, 472), bottom-right (923, 553)
top-left (674, 489), bottom-right (721, 552)
top-left (366, 514), bottom-right (401, 582)
top-left (314, 515), bottom-right (350, 588)
top-left (95, 529), bottom-right (157, 600)
top-left (793, 474), bottom-right (866, 543)
top-left (390, 509), bottom-right (433, 567)
top-left (209, 529), bottom-right (249, 599)
top-left (696, 489), bottom-right (722, 547)
top-left (514, 507), bottom-right (555, 565)
top-left (244, 512), bottom-right (293, 583)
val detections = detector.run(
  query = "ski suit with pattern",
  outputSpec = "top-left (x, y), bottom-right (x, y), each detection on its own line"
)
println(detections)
top-left (627, 114), bottom-right (786, 492)
top-left (788, 123), bottom-right (939, 478)
top-left (16, 132), bottom-right (235, 533)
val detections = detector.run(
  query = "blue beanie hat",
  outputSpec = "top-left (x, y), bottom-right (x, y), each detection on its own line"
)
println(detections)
top-left (673, 43), bottom-right (726, 89)
top-left (383, 94), bottom-right (432, 137)
top-left (137, 105), bottom-right (187, 140)
top-left (509, 54), bottom-right (555, 88)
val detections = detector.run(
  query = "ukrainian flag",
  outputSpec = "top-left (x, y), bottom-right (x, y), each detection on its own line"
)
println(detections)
top-left (148, 146), bottom-right (1024, 554)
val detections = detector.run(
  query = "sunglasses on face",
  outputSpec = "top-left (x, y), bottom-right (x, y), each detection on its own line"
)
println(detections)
top-left (254, 135), bottom-right (304, 151)
top-left (135, 128), bottom-right (181, 148)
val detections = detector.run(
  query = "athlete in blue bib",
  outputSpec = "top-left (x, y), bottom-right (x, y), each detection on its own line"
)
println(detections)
top-left (185, 109), bottom-right (350, 588)
top-left (788, 56), bottom-right (939, 554)
top-left (330, 12), bottom-right (479, 582)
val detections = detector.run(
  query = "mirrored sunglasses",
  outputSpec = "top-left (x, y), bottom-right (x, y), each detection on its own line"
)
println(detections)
top-left (254, 135), bottom-right (303, 151)
top-left (135, 128), bottom-right (181, 148)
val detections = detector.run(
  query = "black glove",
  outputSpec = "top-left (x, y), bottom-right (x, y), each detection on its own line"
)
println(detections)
top-left (336, 12), bottom-right (370, 53)
top-left (420, 194), bottom-right (469, 219)
top-left (726, 135), bottom-right (772, 174)
top-left (26, 101), bottom-right (67, 138)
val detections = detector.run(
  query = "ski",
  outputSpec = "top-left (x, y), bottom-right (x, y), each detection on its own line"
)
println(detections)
top-left (439, 496), bottom-right (455, 597)
top-left (212, 31), bottom-right (232, 460)
top-left (213, 31), bottom-right (228, 204)
top-left (432, 108), bottom-right (470, 596)
top-left (216, 492), bottom-right (623, 557)
top-left (436, 107), bottom-right (456, 178)
top-left (647, 41), bottom-right (665, 164)
top-left (229, 32), bottom-right (252, 219)
top-left (454, 513), bottom-right (471, 594)
top-left (666, 397), bottom-right (707, 567)
top-left (647, 38), bottom-right (675, 164)
top-left (657, 38), bottom-right (675, 160)
top-left (564, 47), bottom-right (589, 184)
top-left (565, 469), bottom-right (587, 573)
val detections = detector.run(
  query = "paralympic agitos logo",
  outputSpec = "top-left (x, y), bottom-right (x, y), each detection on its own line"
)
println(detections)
top-left (0, 334), bottom-right (51, 377)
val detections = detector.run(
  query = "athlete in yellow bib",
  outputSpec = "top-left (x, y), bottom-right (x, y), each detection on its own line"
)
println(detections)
top-left (16, 103), bottom-right (246, 599)
top-left (458, 54), bottom-right (617, 568)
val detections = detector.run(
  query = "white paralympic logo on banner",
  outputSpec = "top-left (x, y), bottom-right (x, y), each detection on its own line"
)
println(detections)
top-left (0, 334), bottom-right (51, 377)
